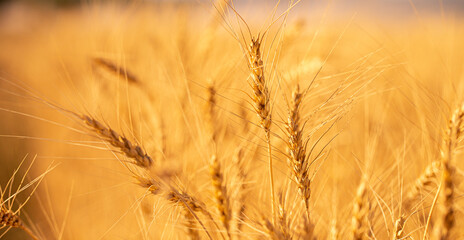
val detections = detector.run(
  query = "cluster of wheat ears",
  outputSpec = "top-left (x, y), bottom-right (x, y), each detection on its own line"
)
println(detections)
top-left (0, 0), bottom-right (463, 239)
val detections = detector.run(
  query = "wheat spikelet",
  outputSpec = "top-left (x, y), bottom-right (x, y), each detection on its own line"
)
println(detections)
top-left (351, 177), bottom-right (369, 240)
top-left (210, 155), bottom-right (231, 235)
top-left (81, 115), bottom-right (153, 168)
top-left (431, 103), bottom-right (464, 240)
top-left (392, 216), bottom-right (405, 240)
top-left (246, 35), bottom-right (276, 222)
top-left (285, 85), bottom-right (311, 214)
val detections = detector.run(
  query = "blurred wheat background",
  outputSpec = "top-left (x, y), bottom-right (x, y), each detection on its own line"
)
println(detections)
top-left (0, 0), bottom-right (464, 239)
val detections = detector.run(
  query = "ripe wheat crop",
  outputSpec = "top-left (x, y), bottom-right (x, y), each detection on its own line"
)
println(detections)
top-left (0, 0), bottom-right (463, 239)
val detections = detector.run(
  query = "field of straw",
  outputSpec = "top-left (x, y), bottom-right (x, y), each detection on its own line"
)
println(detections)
top-left (0, 0), bottom-right (463, 239)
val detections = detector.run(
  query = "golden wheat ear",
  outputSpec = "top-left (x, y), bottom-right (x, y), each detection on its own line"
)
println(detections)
top-left (351, 177), bottom-right (369, 240)
top-left (81, 115), bottom-right (154, 168)
top-left (404, 161), bottom-right (441, 211)
top-left (1, 156), bottom-right (55, 240)
top-left (431, 103), bottom-right (464, 240)
top-left (246, 34), bottom-right (276, 223)
top-left (209, 155), bottom-right (231, 237)
top-left (285, 84), bottom-right (311, 213)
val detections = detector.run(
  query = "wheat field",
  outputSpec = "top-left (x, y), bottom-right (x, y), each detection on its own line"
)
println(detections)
top-left (0, 0), bottom-right (463, 239)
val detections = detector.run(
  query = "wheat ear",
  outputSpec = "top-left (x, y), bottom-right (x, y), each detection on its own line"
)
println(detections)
top-left (285, 85), bottom-right (311, 217)
top-left (351, 177), bottom-right (369, 240)
top-left (0, 159), bottom-right (47, 240)
top-left (81, 115), bottom-right (153, 168)
top-left (296, 212), bottom-right (315, 240)
top-left (431, 104), bottom-right (463, 239)
top-left (262, 218), bottom-right (287, 240)
top-left (231, 147), bottom-right (247, 237)
top-left (92, 57), bottom-right (139, 84)
top-left (247, 36), bottom-right (275, 221)
top-left (206, 81), bottom-right (218, 142)
top-left (0, 207), bottom-right (38, 240)
top-left (210, 155), bottom-right (231, 237)
top-left (404, 161), bottom-right (441, 210)
top-left (134, 174), bottom-right (218, 240)
top-left (277, 193), bottom-right (291, 240)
